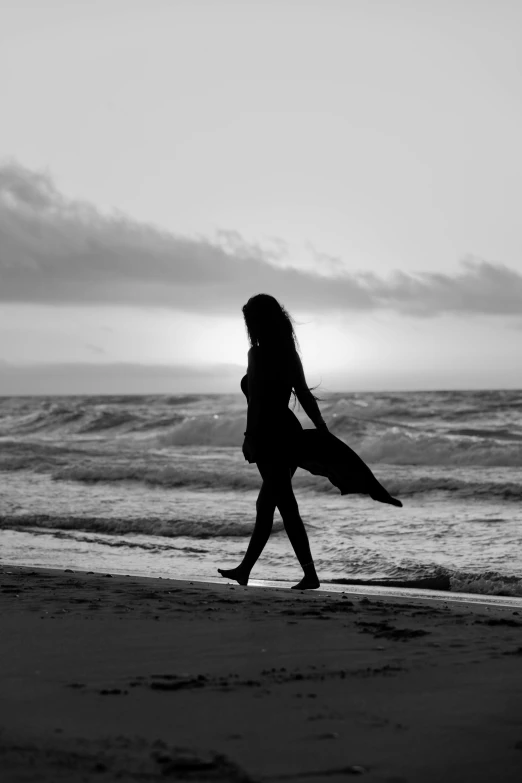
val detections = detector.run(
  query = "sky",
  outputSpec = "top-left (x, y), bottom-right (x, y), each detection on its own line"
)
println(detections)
top-left (0, 0), bottom-right (521, 393)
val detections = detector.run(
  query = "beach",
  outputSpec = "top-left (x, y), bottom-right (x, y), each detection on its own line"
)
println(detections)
top-left (1, 565), bottom-right (521, 782)
top-left (3, 6), bottom-right (522, 778)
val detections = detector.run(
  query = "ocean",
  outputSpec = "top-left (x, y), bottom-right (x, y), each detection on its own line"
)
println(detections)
top-left (0, 389), bottom-right (521, 596)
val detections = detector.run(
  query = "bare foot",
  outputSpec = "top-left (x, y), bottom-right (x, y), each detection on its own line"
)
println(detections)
top-left (217, 566), bottom-right (250, 586)
top-left (291, 574), bottom-right (320, 590)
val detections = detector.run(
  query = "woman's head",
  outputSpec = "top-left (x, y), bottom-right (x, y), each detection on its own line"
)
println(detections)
top-left (242, 294), bottom-right (299, 353)
top-left (243, 293), bottom-right (321, 403)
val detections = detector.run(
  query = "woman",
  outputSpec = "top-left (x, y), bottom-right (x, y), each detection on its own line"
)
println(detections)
top-left (218, 293), bottom-right (402, 591)
top-left (218, 293), bottom-right (323, 590)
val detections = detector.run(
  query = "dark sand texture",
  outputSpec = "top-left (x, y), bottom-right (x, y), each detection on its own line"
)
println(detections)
top-left (1, 565), bottom-right (521, 782)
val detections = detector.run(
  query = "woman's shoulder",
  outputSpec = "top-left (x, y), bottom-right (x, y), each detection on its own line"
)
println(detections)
top-left (248, 345), bottom-right (263, 360)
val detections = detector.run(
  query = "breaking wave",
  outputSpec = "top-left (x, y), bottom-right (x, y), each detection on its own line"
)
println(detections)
top-left (2, 391), bottom-right (522, 469)
top-left (48, 467), bottom-right (522, 501)
top-left (1, 440), bottom-right (521, 499)
top-left (3, 511), bottom-right (521, 597)
top-left (449, 569), bottom-right (522, 597)
top-left (328, 568), bottom-right (522, 597)
top-left (0, 513), bottom-right (274, 539)
top-left (354, 430), bottom-right (522, 467)
top-left (2, 424), bottom-right (522, 469)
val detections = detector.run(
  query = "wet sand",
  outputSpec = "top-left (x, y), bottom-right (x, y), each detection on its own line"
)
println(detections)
top-left (1, 564), bottom-right (521, 782)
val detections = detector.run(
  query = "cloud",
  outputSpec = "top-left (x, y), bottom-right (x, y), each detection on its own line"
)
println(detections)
top-left (359, 261), bottom-right (522, 317)
top-left (1, 161), bottom-right (521, 317)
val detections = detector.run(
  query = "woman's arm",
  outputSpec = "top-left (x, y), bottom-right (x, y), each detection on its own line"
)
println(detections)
top-left (245, 347), bottom-right (262, 436)
top-left (292, 353), bottom-right (328, 430)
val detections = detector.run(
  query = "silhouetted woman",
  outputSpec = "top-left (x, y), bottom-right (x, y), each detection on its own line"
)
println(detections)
top-left (218, 293), bottom-right (323, 589)
top-left (218, 294), bottom-right (401, 591)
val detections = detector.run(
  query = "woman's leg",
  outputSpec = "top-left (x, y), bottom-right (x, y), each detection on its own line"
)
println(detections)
top-left (257, 460), bottom-right (320, 590)
top-left (218, 462), bottom-right (298, 585)
top-left (238, 478), bottom-right (277, 572)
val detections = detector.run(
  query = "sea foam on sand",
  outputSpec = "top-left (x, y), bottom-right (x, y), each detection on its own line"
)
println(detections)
top-left (1, 565), bottom-right (522, 782)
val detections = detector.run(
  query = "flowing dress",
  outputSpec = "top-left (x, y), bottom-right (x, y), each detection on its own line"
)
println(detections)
top-left (240, 368), bottom-right (402, 508)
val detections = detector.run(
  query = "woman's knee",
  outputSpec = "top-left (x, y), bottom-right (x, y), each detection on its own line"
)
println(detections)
top-left (268, 478), bottom-right (298, 514)
top-left (256, 485), bottom-right (275, 514)
top-left (277, 492), bottom-right (299, 518)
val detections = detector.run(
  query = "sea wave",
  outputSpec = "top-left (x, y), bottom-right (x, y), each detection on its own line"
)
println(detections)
top-left (46, 466), bottom-right (522, 501)
top-left (382, 475), bottom-right (522, 501)
top-left (0, 513), bottom-right (278, 539)
top-left (11, 527), bottom-right (211, 554)
top-left (328, 568), bottom-right (522, 597)
top-left (155, 418), bottom-right (522, 466)
top-left (156, 416), bottom-right (246, 446)
top-left (354, 430), bottom-right (522, 467)
top-left (1, 440), bottom-right (521, 499)
top-left (449, 569), bottom-right (522, 597)
top-left (2, 394), bottom-right (522, 468)
top-left (3, 512), bottom-right (521, 597)
top-left (0, 403), bottom-right (187, 436)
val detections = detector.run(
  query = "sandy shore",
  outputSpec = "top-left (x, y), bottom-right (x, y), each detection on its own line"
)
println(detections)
top-left (1, 565), bottom-right (521, 782)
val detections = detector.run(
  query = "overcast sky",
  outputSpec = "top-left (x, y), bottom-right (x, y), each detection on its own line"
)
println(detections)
top-left (1, 0), bottom-right (521, 393)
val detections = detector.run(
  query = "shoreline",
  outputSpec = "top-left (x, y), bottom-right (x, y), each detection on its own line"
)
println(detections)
top-left (3, 562), bottom-right (522, 609)
top-left (2, 563), bottom-right (522, 781)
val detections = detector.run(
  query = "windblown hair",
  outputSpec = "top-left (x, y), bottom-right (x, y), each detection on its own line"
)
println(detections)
top-left (242, 293), bottom-right (298, 352)
top-left (242, 293), bottom-right (320, 405)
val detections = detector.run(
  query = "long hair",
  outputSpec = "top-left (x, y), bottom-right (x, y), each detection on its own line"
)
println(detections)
top-left (242, 293), bottom-right (321, 405)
